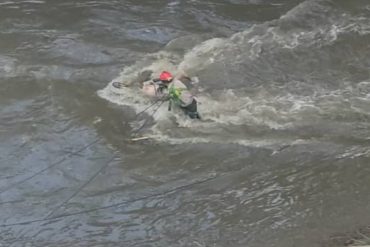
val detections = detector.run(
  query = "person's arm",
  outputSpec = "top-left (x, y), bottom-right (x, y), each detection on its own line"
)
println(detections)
top-left (155, 84), bottom-right (171, 102)
top-left (189, 76), bottom-right (199, 95)
top-left (176, 70), bottom-right (192, 82)
top-left (176, 71), bottom-right (199, 93)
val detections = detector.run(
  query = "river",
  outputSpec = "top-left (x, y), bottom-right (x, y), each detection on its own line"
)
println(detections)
top-left (1, 0), bottom-right (370, 246)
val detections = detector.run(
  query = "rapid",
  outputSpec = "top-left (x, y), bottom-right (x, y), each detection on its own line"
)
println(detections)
top-left (1, 0), bottom-right (370, 246)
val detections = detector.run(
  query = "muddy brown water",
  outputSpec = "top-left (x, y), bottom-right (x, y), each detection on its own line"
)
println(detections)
top-left (1, 0), bottom-right (370, 246)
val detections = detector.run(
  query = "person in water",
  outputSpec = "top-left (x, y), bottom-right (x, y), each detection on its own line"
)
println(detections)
top-left (142, 71), bottom-right (201, 119)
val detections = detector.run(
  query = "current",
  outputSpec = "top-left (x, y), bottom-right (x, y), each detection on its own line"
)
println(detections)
top-left (1, 0), bottom-right (370, 246)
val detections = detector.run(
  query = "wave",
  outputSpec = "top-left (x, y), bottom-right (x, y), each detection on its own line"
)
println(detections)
top-left (98, 0), bottom-right (370, 145)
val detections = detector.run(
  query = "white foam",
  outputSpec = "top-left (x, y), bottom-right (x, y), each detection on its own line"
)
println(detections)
top-left (178, 38), bottom-right (225, 72)
top-left (147, 128), bottom-right (311, 149)
top-left (0, 0), bottom-right (45, 5)
top-left (97, 1), bottom-right (370, 145)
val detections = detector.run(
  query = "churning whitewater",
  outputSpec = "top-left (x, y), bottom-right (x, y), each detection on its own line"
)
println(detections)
top-left (99, 0), bottom-right (370, 148)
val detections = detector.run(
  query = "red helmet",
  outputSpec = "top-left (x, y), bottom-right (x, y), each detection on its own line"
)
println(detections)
top-left (159, 71), bottom-right (173, 81)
